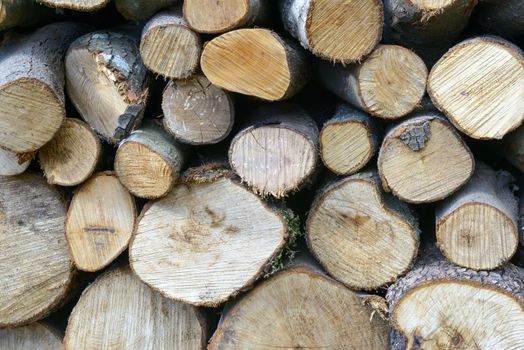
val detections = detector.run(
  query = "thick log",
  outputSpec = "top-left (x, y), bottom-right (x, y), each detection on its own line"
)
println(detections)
top-left (0, 23), bottom-right (86, 153)
top-left (0, 0), bottom-right (54, 31)
top-left (38, 118), bottom-right (101, 186)
top-left (306, 171), bottom-right (419, 290)
top-left (0, 174), bottom-right (75, 327)
top-left (162, 74), bottom-right (234, 145)
top-left (387, 248), bottom-right (524, 349)
top-left (476, 0), bottom-right (524, 40)
top-left (0, 323), bottom-right (62, 349)
top-left (114, 122), bottom-right (185, 199)
top-left (37, 0), bottom-right (109, 11)
top-left (209, 263), bottom-right (390, 349)
top-left (0, 148), bottom-right (30, 176)
top-left (64, 267), bottom-right (207, 350)
top-left (140, 8), bottom-right (201, 79)
top-left (201, 28), bottom-right (310, 101)
top-left (65, 172), bottom-right (135, 272)
top-left (130, 165), bottom-right (288, 306)
top-left (436, 162), bottom-right (519, 270)
top-left (183, 0), bottom-right (269, 34)
top-left (65, 31), bottom-right (149, 144)
top-left (319, 45), bottom-right (427, 120)
top-left (320, 104), bottom-right (381, 175)
top-left (378, 113), bottom-right (474, 203)
top-left (428, 36), bottom-right (524, 140)
top-left (229, 104), bottom-right (319, 198)
top-left (280, 0), bottom-right (383, 63)
top-left (115, 0), bottom-right (178, 21)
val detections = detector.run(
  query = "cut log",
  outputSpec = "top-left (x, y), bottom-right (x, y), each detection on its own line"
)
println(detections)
top-left (37, 0), bottom-right (109, 11)
top-left (319, 45), bottom-right (427, 120)
top-left (64, 267), bottom-right (207, 350)
top-left (65, 31), bottom-right (149, 144)
top-left (114, 122), bottom-right (185, 199)
top-left (130, 165), bottom-right (288, 306)
top-left (140, 8), bottom-right (201, 79)
top-left (0, 148), bottom-right (30, 176)
top-left (378, 113), bottom-right (474, 203)
top-left (436, 163), bottom-right (519, 270)
top-left (383, 0), bottom-right (477, 63)
top-left (0, 323), bottom-right (62, 349)
top-left (115, 0), bottom-right (178, 21)
top-left (387, 249), bottom-right (524, 349)
top-left (162, 74), bottom-right (234, 145)
top-left (476, 0), bottom-right (524, 40)
top-left (209, 263), bottom-right (390, 349)
top-left (0, 173), bottom-right (75, 327)
top-left (201, 28), bottom-right (310, 101)
top-left (229, 104), bottom-right (319, 198)
top-left (0, 0), bottom-right (54, 31)
top-left (38, 118), bottom-right (101, 187)
top-left (65, 172), bottom-right (136, 272)
top-left (428, 36), bottom-right (524, 139)
top-left (183, 0), bottom-right (269, 34)
top-left (306, 172), bottom-right (419, 290)
top-left (320, 104), bottom-right (381, 175)
top-left (280, 0), bottom-right (383, 63)
top-left (0, 23), bottom-right (86, 154)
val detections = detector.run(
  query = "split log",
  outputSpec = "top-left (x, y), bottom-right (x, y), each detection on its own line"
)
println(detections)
top-left (209, 263), bottom-right (390, 349)
top-left (476, 0), bottom-right (524, 40)
top-left (130, 165), bottom-right (288, 306)
top-left (280, 0), bottom-right (383, 63)
top-left (115, 0), bottom-right (178, 21)
top-left (228, 104), bottom-right (319, 198)
top-left (64, 267), bottom-right (207, 350)
top-left (65, 30), bottom-right (149, 144)
top-left (37, 0), bottom-right (109, 11)
top-left (201, 28), bottom-right (310, 101)
top-left (319, 45), bottom-right (427, 120)
top-left (0, 22), bottom-right (86, 154)
top-left (320, 104), bottom-right (381, 175)
top-left (65, 172), bottom-right (136, 272)
top-left (0, 174), bottom-right (75, 327)
top-left (387, 249), bottom-right (524, 349)
top-left (0, 323), bottom-right (62, 349)
top-left (436, 163), bottom-right (519, 270)
top-left (183, 0), bottom-right (269, 34)
top-left (162, 74), bottom-right (234, 145)
top-left (428, 36), bottom-right (524, 140)
top-left (114, 122), bottom-right (185, 199)
top-left (0, 0), bottom-right (54, 31)
top-left (378, 113), bottom-right (475, 203)
top-left (306, 171), bottom-right (419, 290)
top-left (140, 8), bottom-right (201, 79)
top-left (38, 118), bottom-right (101, 186)
top-left (0, 148), bottom-right (30, 176)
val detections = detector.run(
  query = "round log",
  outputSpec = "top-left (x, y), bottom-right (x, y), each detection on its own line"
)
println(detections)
top-left (0, 148), bottom-right (30, 176)
top-left (37, 0), bottom-right (109, 11)
top-left (0, 0), bottom-right (54, 31)
top-left (0, 323), bottom-right (62, 349)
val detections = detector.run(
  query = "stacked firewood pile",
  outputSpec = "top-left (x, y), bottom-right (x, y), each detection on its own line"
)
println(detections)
top-left (0, 0), bottom-right (523, 349)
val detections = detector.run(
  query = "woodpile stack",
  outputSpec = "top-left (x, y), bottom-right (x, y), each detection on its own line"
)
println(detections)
top-left (0, 1), bottom-right (523, 349)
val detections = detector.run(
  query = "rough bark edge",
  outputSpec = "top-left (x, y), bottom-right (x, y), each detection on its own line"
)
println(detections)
top-left (37, 0), bottom-right (110, 11)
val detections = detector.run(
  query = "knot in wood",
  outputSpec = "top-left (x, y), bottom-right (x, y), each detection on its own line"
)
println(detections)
top-left (399, 121), bottom-right (431, 151)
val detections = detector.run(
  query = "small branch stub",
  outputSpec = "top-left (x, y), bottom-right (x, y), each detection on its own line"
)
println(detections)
top-left (0, 323), bottom-right (62, 349)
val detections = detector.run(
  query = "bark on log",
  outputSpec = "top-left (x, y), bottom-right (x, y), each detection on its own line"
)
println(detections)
top-left (201, 28), bottom-right (310, 101)
top-left (0, 23), bottom-right (87, 154)
top-left (130, 165), bottom-right (288, 306)
top-left (320, 104), bottom-right (381, 175)
top-left (0, 148), bottom-right (30, 176)
top-left (0, 323), bottom-right (62, 349)
top-left (476, 0), bottom-right (524, 41)
top-left (65, 30), bottom-right (149, 144)
top-left (0, 173), bottom-right (75, 327)
top-left (37, 0), bottom-right (109, 11)
top-left (228, 104), bottom-right (319, 198)
top-left (498, 125), bottom-right (524, 172)
top-left (115, 0), bottom-right (178, 21)
top-left (318, 45), bottom-right (427, 120)
top-left (378, 113), bottom-right (474, 203)
top-left (0, 0), bottom-right (54, 31)
top-left (306, 171), bottom-right (419, 290)
top-left (64, 267), bottom-right (207, 350)
top-left (428, 36), bottom-right (524, 140)
top-left (209, 263), bottom-right (390, 350)
top-left (140, 8), bottom-right (201, 79)
top-left (65, 172), bottom-right (136, 272)
top-left (436, 162), bottom-right (519, 270)
top-left (280, 0), bottom-right (383, 63)
top-left (183, 0), bottom-right (269, 34)
top-left (38, 118), bottom-right (101, 187)
top-left (162, 74), bottom-right (234, 145)
top-left (387, 248), bottom-right (524, 350)
top-left (114, 122), bottom-right (185, 199)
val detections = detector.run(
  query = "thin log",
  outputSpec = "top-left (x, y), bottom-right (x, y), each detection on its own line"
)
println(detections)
top-left (37, 0), bottom-right (109, 11)
top-left (115, 0), bottom-right (178, 21)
